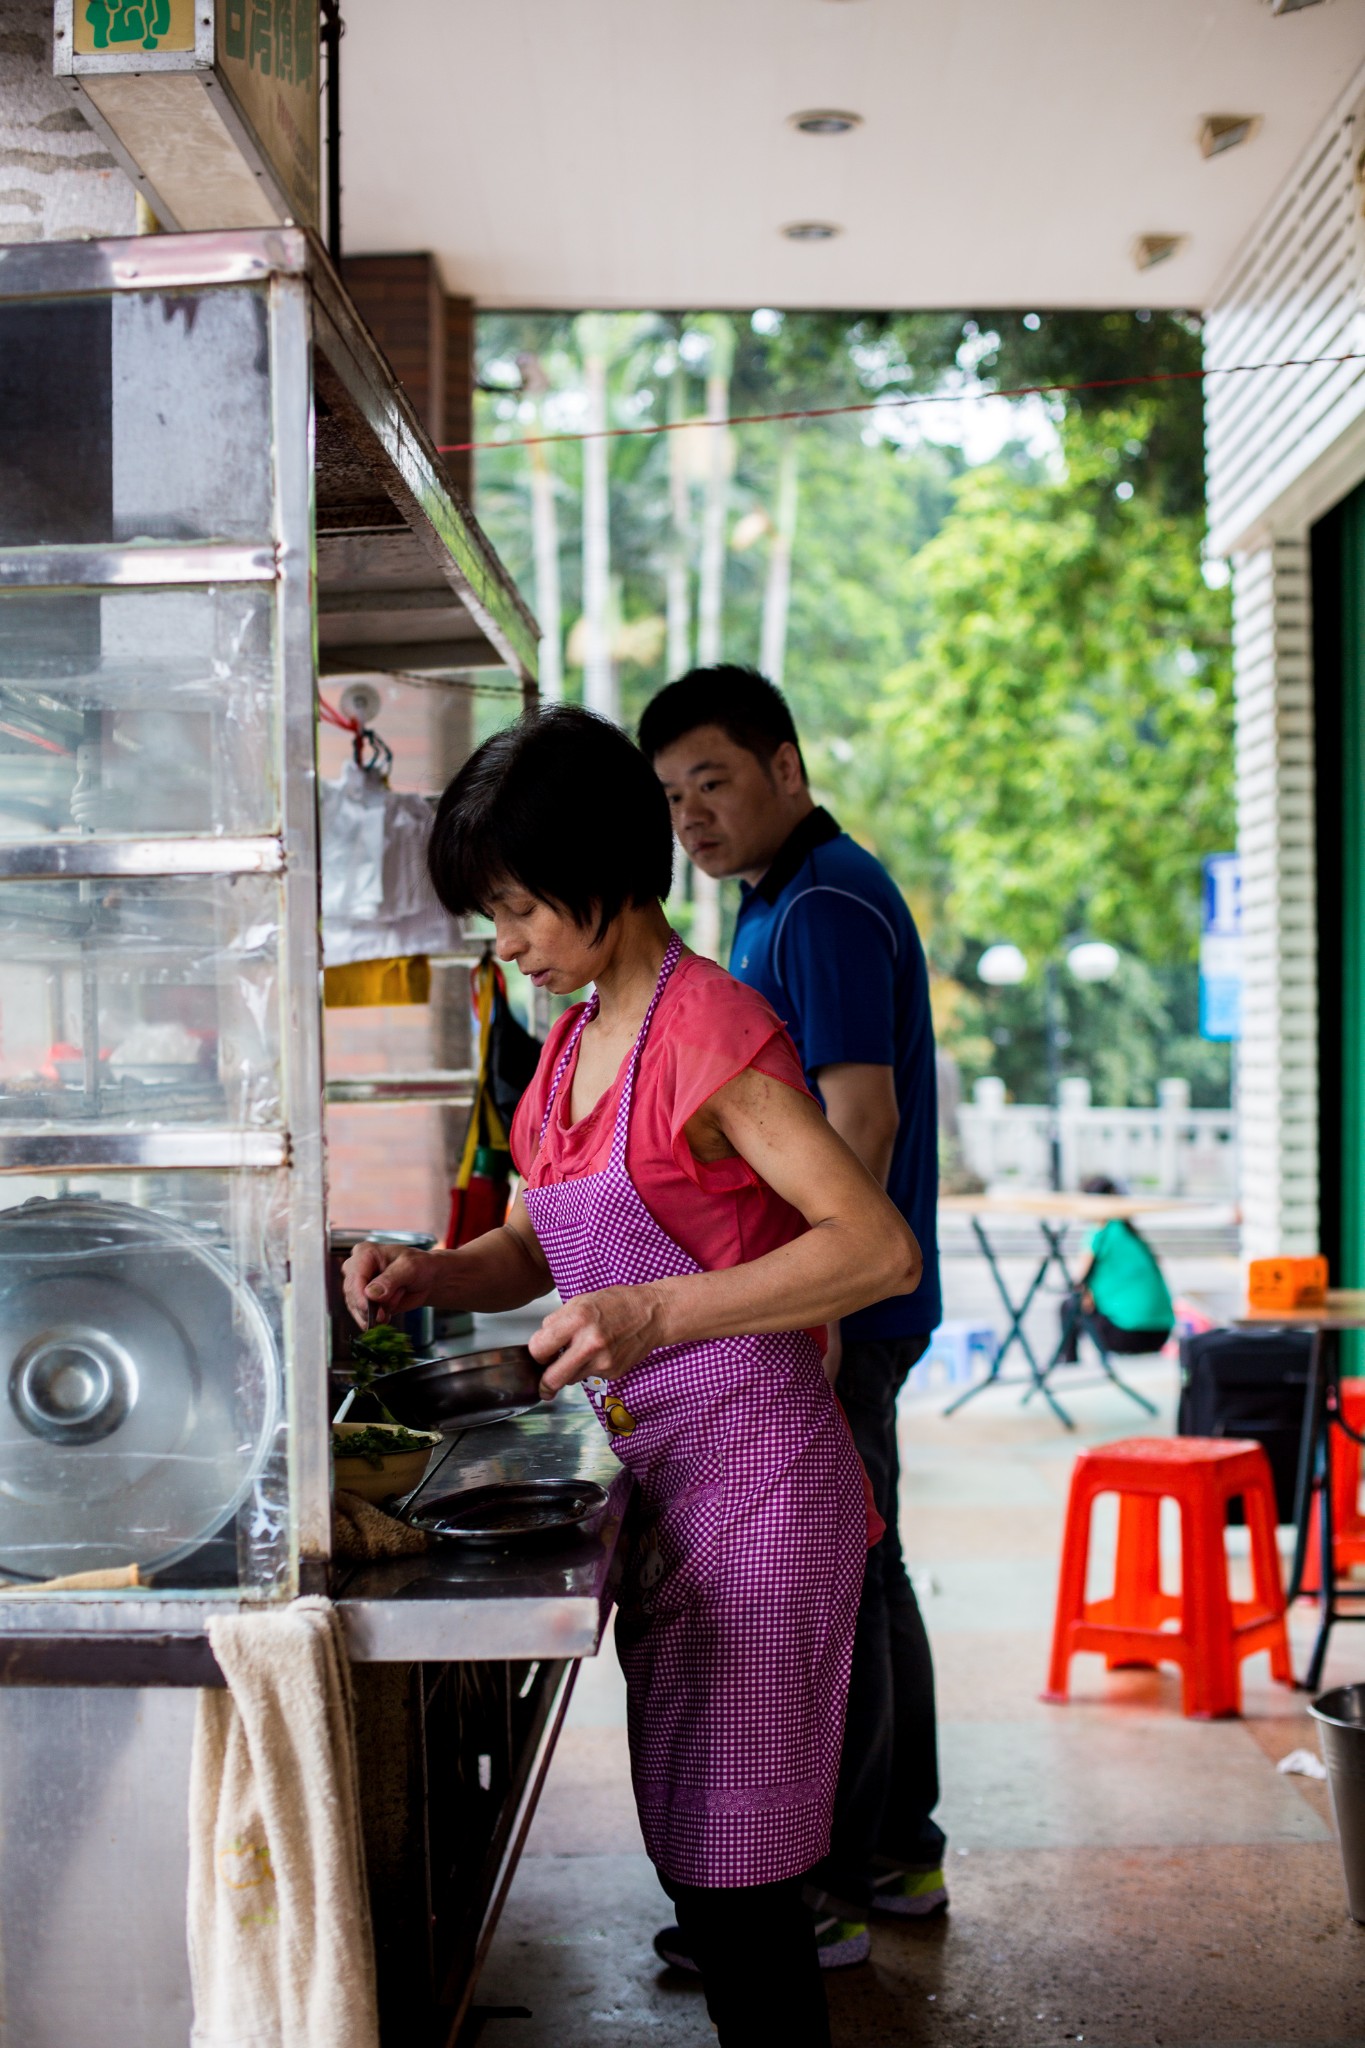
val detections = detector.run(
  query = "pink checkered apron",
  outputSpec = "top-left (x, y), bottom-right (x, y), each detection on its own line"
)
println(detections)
top-left (521, 933), bottom-right (865, 1887)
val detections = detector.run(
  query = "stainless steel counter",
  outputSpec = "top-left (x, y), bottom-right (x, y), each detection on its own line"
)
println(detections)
top-left (338, 1399), bottom-right (632, 1663)
top-left (0, 1389), bottom-right (629, 1681)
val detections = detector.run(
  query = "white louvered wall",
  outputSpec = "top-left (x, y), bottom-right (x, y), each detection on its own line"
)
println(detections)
top-left (1230, 543), bottom-right (1318, 1256)
top-left (1205, 78), bottom-right (1365, 560)
top-left (1204, 66), bottom-right (1365, 1258)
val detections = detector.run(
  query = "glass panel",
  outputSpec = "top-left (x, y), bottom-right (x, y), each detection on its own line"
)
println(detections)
top-left (0, 875), bottom-right (282, 1128)
top-left (0, 585), bottom-right (277, 839)
top-left (0, 1169), bottom-right (291, 1594)
top-left (0, 288), bottom-right (272, 547)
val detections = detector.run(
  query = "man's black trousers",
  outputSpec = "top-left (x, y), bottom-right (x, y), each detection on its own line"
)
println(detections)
top-left (810, 1332), bottom-right (945, 1914)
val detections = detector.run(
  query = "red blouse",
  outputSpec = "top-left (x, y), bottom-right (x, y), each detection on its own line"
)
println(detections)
top-left (511, 951), bottom-right (812, 1272)
top-left (511, 948), bottom-right (885, 1549)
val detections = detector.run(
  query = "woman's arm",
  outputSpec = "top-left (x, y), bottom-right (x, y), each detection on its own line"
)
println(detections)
top-left (532, 1067), bottom-right (920, 1393)
top-left (341, 1193), bottom-right (554, 1326)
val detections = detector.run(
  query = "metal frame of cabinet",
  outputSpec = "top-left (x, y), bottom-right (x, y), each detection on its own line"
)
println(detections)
top-left (0, 226), bottom-right (537, 1652)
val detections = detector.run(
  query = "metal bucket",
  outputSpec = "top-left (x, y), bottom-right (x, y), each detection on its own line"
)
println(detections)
top-left (1310, 1683), bottom-right (1365, 1922)
top-left (326, 1228), bottom-right (434, 1362)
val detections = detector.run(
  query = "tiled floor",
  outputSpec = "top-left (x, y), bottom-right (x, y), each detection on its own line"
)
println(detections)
top-left (471, 1253), bottom-right (1365, 2046)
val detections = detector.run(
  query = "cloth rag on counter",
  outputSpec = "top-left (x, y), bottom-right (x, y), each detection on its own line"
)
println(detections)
top-left (333, 1488), bottom-right (432, 1560)
top-left (188, 1596), bottom-right (379, 2048)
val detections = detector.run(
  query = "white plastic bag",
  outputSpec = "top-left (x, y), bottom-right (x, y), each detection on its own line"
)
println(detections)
top-left (319, 762), bottom-right (462, 967)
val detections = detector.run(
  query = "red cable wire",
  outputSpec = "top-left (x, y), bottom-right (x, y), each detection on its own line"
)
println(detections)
top-left (441, 346), bottom-right (1365, 456)
top-left (318, 694), bottom-right (362, 734)
top-left (0, 720), bottom-right (67, 756)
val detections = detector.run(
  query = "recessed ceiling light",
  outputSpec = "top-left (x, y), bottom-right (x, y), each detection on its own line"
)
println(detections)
top-left (782, 221), bottom-right (842, 242)
top-left (1199, 113), bottom-right (1261, 158)
top-left (1134, 233), bottom-right (1187, 271)
top-left (789, 109), bottom-right (863, 136)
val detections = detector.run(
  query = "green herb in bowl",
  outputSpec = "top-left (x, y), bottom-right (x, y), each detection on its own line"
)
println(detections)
top-left (332, 1420), bottom-right (441, 1508)
top-left (331, 1422), bottom-right (435, 1467)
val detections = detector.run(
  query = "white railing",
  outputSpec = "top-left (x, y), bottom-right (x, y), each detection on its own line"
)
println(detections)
top-left (958, 1077), bottom-right (1237, 1199)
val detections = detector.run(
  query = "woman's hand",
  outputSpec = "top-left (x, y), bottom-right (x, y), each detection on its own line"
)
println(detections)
top-left (341, 1242), bottom-right (442, 1327)
top-left (342, 1205), bottom-right (557, 1329)
top-left (530, 1284), bottom-right (667, 1398)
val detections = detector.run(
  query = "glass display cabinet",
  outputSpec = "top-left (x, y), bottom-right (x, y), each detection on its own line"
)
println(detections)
top-left (0, 227), bottom-right (631, 2048)
top-left (0, 226), bottom-right (537, 1638)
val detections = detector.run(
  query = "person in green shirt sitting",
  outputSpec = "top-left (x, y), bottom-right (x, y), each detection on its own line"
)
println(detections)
top-left (1058, 1176), bottom-right (1175, 1362)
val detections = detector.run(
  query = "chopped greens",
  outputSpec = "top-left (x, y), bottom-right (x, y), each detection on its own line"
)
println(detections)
top-left (332, 1424), bottom-right (438, 1470)
top-left (350, 1323), bottom-right (416, 1387)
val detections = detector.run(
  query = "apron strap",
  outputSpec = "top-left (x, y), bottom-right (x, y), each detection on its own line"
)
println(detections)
top-left (535, 931), bottom-right (685, 1166)
top-left (609, 931), bottom-right (684, 1174)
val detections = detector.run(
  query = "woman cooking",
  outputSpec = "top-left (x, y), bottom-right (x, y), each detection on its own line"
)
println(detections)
top-left (342, 706), bottom-right (921, 2047)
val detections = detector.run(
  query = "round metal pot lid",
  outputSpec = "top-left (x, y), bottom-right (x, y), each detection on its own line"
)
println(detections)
top-left (0, 1197), bottom-right (279, 1580)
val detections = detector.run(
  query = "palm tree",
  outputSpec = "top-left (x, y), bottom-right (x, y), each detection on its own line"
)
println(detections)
top-left (760, 423), bottom-right (800, 686)
top-left (666, 354), bottom-right (693, 680)
top-left (518, 352), bottom-right (564, 701)
top-left (576, 312), bottom-right (615, 721)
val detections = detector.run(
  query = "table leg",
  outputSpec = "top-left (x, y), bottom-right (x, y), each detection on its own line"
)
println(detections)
top-left (946, 1220), bottom-right (1075, 1427)
top-left (1290, 1328), bottom-right (1340, 1692)
top-left (1304, 1440), bottom-right (1336, 1695)
top-left (1016, 1223), bottom-right (1080, 1427)
top-left (943, 1219), bottom-right (1060, 1418)
top-left (1286, 1328), bottom-right (1325, 1606)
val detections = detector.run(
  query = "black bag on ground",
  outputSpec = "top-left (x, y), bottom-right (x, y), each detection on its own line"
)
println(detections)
top-left (1177, 1327), bottom-right (1313, 1523)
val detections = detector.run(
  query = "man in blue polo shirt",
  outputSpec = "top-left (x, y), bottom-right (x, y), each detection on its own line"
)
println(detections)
top-left (640, 664), bottom-right (945, 1972)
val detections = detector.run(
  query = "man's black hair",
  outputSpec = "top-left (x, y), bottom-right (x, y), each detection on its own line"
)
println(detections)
top-left (427, 704), bottom-right (673, 942)
top-left (637, 663), bottom-right (807, 780)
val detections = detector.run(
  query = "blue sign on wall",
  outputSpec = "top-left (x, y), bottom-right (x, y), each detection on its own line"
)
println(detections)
top-left (1200, 852), bottom-right (1242, 1041)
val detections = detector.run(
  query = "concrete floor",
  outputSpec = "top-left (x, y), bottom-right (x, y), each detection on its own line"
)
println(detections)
top-left (470, 1249), bottom-right (1365, 2047)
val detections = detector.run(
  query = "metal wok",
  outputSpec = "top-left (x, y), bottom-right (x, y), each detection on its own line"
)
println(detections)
top-left (375, 1344), bottom-right (545, 1433)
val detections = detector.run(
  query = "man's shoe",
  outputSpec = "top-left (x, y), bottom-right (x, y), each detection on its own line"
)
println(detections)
top-left (870, 1864), bottom-right (949, 1918)
top-left (812, 1911), bottom-right (871, 1967)
top-left (653, 1924), bottom-right (699, 1973)
top-left (651, 1912), bottom-right (871, 1973)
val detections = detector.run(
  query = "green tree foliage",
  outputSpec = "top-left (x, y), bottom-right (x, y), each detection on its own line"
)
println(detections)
top-left (471, 307), bottom-right (1234, 1104)
top-left (877, 405), bottom-right (1232, 964)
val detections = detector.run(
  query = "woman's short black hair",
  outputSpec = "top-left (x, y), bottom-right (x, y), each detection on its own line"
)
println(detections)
top-left (428, 704), bottom-right (673, 941)
top-left (637, 663), bottom-right (807, 780)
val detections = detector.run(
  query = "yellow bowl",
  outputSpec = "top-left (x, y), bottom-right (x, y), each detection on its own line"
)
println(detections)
top-left (332, 1422), bottom-right (441, 1506)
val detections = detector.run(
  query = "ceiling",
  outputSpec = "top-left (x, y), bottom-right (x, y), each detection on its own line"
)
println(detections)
top-left (341, 0), bottom-right (1365, 312)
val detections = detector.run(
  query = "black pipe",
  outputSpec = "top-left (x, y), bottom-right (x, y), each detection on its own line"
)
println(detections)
top-left (321, 1), bottom-right (343, 263)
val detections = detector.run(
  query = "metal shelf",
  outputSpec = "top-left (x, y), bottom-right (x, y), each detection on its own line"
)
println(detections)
top-left (325, 1073), bottom-right (475, 1107)
top-left (0, 1129), bottom-right (288, 1172)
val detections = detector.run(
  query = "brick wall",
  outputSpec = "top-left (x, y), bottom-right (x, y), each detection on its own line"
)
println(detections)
top-left (444, 293), bottom-right (474, 504)
top-left (339, 255), bottom-right (474, 501)
top-left (340, 252), bottom-right (446, 438)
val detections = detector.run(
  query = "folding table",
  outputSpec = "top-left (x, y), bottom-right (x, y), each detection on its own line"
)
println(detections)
top-left (938, 1191), bottom-right (1194, 1429)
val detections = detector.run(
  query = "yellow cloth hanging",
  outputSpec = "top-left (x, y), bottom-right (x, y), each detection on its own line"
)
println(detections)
top-left (323, 955), bottom-right (431, 1008)
top-left (455, 951), bottom-right (509, 1194)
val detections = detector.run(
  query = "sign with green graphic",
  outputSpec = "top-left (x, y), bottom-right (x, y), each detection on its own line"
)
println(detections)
top-left (218, 0), bottom-right (319, 225)
top-left (75, 0), bottom-right (194, 51)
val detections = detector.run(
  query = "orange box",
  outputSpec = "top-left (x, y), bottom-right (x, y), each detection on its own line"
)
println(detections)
top-left (1247, 1255), bottom-right (1328, 1311)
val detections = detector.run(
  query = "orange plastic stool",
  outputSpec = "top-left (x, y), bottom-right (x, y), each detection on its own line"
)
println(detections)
top-left (1044, 1437), bottom-right (1292, 1718)
top-left (1305, 1379), bottom-right (1365, 1589)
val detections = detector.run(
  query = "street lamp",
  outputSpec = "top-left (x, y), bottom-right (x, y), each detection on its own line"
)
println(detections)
top-left (977, 943), bottom-right (1028, 987)
top-left (976, 938), bottom-right (1121, 1189)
